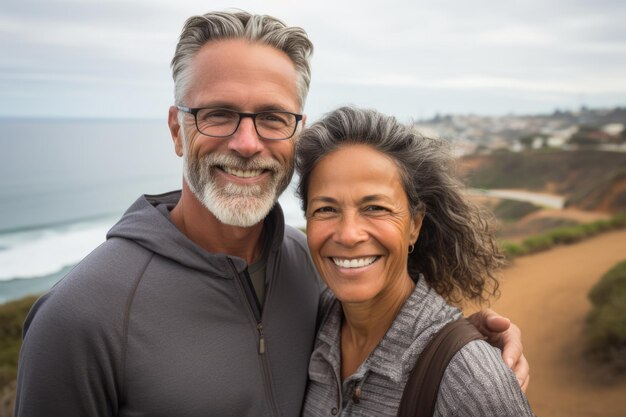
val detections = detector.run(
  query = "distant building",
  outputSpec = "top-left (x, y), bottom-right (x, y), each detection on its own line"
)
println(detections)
top-left (414, 106), bottom-right (625, 154)
top-left (602, 123), bottom-right (624, 136)
top-left (511, 141), bottom-right (524, 152)
top-left (547, 136), bottom-right (568, 148)
top-left (546, 126), bottom-right (577, 148)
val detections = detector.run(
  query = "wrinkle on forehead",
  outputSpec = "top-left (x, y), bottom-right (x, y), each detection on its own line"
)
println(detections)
top-left (186, 39), bottom-right (300, 112)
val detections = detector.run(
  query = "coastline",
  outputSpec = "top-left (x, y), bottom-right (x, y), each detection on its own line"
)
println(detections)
top-left (0, 265), bottom-right (74, 304)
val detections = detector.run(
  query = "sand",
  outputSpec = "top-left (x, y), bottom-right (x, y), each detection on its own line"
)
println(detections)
top-left (491, 229), bottom-right (626, 417)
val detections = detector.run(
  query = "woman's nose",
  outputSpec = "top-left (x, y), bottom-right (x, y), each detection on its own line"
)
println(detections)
top-left (333, 213), bottom-right (368, 247)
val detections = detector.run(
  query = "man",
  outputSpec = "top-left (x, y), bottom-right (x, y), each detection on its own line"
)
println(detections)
top-left (15, 11), bottom-right (528, 416)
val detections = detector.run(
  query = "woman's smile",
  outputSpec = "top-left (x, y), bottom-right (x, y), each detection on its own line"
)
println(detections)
top-left (330, 256), bottom-right (379, 269)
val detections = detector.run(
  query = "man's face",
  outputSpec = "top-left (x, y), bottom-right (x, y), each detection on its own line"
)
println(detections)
top-left (169, 39), bottom-right (303, 227)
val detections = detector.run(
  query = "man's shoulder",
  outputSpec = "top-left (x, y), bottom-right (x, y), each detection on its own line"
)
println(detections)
top-left (66, 236), bottom-right (154, 287)
top-left (281, 225), bottom-right (310, 256)
top-left (277, 225), bottom-right (324, 291)
top-left (29, 237), bottom-right (155, 327)
top-left (281, 225), bottom-right (312, 263)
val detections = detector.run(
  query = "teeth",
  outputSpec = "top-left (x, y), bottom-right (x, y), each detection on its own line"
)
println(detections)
top-left (223, 167), bottom-right (264, 178)
top-left (332, 257), bottom-right (377, 269)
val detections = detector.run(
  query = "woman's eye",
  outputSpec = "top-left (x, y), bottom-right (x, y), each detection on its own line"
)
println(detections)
top-left (308, 206), bottom-right (337, 218)
top-left (364, 205), bottom-right (388, 212)
top-left (315, 206), bottom-right (335, 213)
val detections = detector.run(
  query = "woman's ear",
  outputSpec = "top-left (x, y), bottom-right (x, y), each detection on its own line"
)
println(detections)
top-left (409, 210), bottom-right (425, 244)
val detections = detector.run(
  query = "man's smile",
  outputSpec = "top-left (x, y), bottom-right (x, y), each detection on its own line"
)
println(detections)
top-left (221, 166), bottom-right (267, 178)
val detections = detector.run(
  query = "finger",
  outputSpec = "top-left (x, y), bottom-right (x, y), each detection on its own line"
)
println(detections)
top-left (466, 309), bottom-right (495, 334)
top-left (512, 353), bottom-right (530, 390)
top-left (521, 373), bottom-right (530, 393)
top-left (485, 313), bottom-right (511, 334)
top-left (500, 324), bottom-right (523, 367)
top-left (467, 309), bottom-right (511, 335)
top-left (465, 309), bottom-right (487, 330)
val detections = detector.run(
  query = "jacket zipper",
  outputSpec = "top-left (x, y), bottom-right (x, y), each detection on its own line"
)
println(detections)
top-left (228, 258), bottom-right (279, 416)
top-left (257, 323), bottom-right (266, 354)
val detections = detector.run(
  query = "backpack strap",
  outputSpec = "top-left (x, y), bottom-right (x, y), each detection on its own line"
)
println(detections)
top-left (397, 318), bottom-right (485, 417)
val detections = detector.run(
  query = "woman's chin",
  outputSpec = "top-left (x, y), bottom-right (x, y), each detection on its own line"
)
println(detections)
top-left (331, 287), bottom-right (380, 305)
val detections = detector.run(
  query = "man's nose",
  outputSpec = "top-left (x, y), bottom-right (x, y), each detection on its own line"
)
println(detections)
top-left (227, 116), bottom-right (263, 157)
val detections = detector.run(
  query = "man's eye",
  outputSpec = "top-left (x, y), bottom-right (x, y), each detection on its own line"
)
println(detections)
top-left (198, 109), bottom-right (237, 123)
top-left (205, 111), bottom-right (231, 119)
top-left (257, 112), bottom-right (291, 127)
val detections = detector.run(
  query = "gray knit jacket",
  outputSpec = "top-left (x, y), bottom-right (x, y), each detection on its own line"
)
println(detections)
top-left (303, 279), bottom-right (534, 417)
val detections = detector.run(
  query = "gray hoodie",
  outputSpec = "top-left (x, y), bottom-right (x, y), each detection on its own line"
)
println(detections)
top-left (15, 191), bottom-right (323, 417)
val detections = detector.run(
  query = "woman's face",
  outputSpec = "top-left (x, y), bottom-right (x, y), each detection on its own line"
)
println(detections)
top-left (305, 144), bottom-right (423, 305)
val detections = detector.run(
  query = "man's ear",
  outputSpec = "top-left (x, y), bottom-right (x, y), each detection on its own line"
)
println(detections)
top-left (168, 106), bottom-right (184, 157)
top-left (301, 113), bottom-right (307, 130)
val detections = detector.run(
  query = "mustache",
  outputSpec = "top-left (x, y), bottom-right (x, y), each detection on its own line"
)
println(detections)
top-left (201, 152), bottom-right (281, 172)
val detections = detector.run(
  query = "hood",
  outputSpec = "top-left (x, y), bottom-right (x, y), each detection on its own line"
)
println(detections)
top-left (106, 190), bottom-right (286, 277)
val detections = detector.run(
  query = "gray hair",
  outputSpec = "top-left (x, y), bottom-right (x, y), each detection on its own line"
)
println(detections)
top-left (171, 10), bottom-right (313, 109)
top-left (296, 106), bottom-right (504, 304)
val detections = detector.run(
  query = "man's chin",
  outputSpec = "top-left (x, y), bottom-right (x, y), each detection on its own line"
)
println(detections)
top-left (202, 193), bottom-right (277, 228)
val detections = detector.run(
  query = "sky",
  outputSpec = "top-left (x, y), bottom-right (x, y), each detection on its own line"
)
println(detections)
top-left (2, 0), bottom-right (626, 122)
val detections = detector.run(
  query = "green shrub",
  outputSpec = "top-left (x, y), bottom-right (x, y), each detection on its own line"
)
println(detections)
top-left (500, 241), bottom-right (527, 258)
top-left (0, 296), bottom-right (37, 389)
top-left (588, 261), bottom-right (626, 306)
top-left (585, 260), bottom-right (626, 373)
top-left (547, 226), bottom-right (586, 244)
top-left (595, 219), bottom-right (614, 232)
top-left (579, 222), bottom-right (602, 236)
top-left (610, 213), bottom-right (626, 229)
top-left (521, 235), bottom-right (554, 253)
top-left (500, 213), bottom-right (626, 260)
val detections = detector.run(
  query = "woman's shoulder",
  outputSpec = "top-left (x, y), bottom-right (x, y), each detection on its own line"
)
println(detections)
top-left (436, 340), bottom-right (534, 416)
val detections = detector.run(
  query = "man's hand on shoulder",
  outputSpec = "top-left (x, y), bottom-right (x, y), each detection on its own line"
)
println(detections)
top-left (467, 309), bottom-right (530, 392)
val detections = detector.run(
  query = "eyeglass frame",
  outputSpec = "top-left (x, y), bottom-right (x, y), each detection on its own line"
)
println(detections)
top-left (176, 105), bottom-right (303, 140)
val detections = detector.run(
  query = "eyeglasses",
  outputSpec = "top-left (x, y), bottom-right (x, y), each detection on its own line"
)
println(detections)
top-left (176, 106), bottom-right (303, 140)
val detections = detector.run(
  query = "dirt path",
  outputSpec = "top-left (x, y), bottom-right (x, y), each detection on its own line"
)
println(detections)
top-left (491, 229), bottom-right (626, 417)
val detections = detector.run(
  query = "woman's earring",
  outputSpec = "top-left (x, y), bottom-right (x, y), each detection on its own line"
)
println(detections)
top-left (408, 244), bottom-right (415, 254)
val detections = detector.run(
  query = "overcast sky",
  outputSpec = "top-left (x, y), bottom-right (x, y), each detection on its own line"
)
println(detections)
top-left (2, 0), bottom-right (626, 122)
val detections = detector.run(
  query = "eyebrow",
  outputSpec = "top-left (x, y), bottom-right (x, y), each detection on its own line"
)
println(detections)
top-left (194, 102), bottom-right (293, 113)
top-left (308, 195), bottom-right (391, 204)
top-left (308, 196), bottom-right (337, 205)
top-left (361, 195), bottom-right (390, 204)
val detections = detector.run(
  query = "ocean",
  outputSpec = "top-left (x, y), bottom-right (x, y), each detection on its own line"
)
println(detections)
top-left (0, 118), bottom-right (305, 304)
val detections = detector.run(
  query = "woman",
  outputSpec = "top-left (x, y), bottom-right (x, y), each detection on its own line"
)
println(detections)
top-left (297, 107), bottom-right (534, 416)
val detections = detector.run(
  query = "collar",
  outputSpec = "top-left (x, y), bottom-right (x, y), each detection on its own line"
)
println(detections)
top-left (113, 190), bottom-right (287, 276)
top-left (310, 276), bottom-right (462, 384)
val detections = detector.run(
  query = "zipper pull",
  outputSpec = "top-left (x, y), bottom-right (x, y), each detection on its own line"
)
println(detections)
top-left (257, 323), bottom-right (266, 354)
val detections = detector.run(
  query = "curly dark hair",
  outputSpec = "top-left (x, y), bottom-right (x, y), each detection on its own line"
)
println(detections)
top-left (296, 106), bottom-right (504, 304)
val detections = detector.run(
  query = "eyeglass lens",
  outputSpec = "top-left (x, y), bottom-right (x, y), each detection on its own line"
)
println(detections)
top-left (196, 109), bottom-right (297, 139)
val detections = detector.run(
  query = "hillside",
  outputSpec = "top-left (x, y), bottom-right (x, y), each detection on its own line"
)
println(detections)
top-left (486, 229), bottom-right (626, 417)
top-left (459, 150), bottom-right (626, 213)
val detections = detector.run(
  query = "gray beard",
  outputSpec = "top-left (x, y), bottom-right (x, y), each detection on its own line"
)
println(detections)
top-left (183, 150), bottom-right (292, 228)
